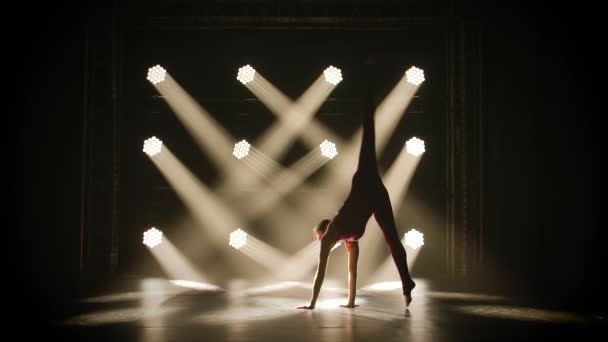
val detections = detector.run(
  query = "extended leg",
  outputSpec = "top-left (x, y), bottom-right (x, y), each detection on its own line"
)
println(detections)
top-left (356, 93), bottom-right (379, 175)
top-left (373, 185), bottom-right (416, 305)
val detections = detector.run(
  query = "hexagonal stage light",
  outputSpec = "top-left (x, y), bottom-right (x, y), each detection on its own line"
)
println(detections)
top-left (323, 66), bottom-right (343, 85)
top-left (405, 66), bottom-right (425, 86)
top-left (229, 228), bottom-right (248, 249)
top-left (143, 136), bottom-right (163, 156)
top-left (320, 140), bottom-right (338, 159)
top-left (233, 139), bottom-right (251, 159)
top-left (403, 228), bottom-right (424, 250)
top-left (143, 227), bottom-right (163, 248)
top-left (405, 137), bottom-right (425, 156)
top-left (237, 65), bottom-right (256, 85)
top-left (147, 65), bottom-right (167, 85)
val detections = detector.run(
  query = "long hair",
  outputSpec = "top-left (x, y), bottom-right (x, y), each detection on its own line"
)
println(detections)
top-left (313, 219), bottom-right (331, 240)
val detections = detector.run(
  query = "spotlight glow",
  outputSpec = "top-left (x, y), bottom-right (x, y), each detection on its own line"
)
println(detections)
top-left (237, 65), bottom-right (256, 84)
top-left (404, 228), bottom-right (424, 249)
top-left (323, 66), bottom-right (343, 85)
top-left (233, 139), bottom-right (251, 159)
top-left (146, 65), bottom-right (167, 85)
top-left (143, 136), bottom-right (163, 156)
top-left (320, 140), bottom-right (338, 159)
top-left (366, 281), bottom-right (403, 291)
top-left (405, 137), bottom-right (425, 156)
top-left (143, 227), bottom-right (163, 248)
top-left (229, 228), bottom-right (248, 249)
top-left (170, 280), bottom-right (221, 291)
top-left (331, 241), bottom-right (342, 251)
top-left (405, 66), bottom-right (425, 86)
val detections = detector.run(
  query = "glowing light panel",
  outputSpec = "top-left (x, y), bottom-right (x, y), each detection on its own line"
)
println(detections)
top-left (323, 66), bottom-right (343, 85)
top-left (143, 136), bottom-right (163, 156)
top-left (405, 66), bottom-right (425, 86)
top-left (237, 65), bottom-right (256, 84)
top-left (147, 65), bottom-right (167, 85)
top-left (229, 228), bottom-right (248, 249)
top-left (404, 228), bottom-right (424, 249)
top-left (233, 139), bottom-right (251, 159)
top-left (405, 137), bottom-right (425, 156)
top-left (320, 140), bottom-right (338, 159)
top-left (143, 227), bottom-right (163, 248)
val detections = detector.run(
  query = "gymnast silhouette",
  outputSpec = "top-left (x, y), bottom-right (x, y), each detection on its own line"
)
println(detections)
top-left (297, 86), bottom-right (416, 310)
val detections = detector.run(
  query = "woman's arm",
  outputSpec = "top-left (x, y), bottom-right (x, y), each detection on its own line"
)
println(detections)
top-left (298, 234), bottom-right (334, 309)
top-left (342, 241), bottom-right (360, 308)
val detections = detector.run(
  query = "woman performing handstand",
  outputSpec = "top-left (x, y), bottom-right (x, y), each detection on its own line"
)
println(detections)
top-left (297, 88), bottom-right (416, 310)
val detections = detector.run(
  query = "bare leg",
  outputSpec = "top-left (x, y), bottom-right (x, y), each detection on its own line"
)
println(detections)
top-left (373, 185), bottom-right (416, 305)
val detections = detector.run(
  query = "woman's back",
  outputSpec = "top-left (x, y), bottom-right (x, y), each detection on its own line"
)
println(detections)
top-left (331, 171), bottom-right (382, 241)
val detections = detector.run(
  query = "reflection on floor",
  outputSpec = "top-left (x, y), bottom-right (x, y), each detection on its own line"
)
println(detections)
top-left (54, 278), bottom-right (604, 341)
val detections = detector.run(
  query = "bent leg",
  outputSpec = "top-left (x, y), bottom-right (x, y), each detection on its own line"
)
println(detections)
top-left (373, 185), bottom-right (415, 303)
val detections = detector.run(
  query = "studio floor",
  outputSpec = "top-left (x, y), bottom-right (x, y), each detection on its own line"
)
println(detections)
top-left (38, 277), bottom-right (605, 341)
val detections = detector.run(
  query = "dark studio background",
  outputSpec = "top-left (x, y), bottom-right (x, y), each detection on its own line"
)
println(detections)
top-left (15, 0), bottom-right (603, 331)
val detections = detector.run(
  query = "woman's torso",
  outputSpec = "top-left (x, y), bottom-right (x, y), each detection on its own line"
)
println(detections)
top-left (331, 171), bottom-right (382, 241)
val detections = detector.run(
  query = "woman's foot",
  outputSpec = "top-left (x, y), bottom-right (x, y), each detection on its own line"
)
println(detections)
top-left (404, 280), bottom-right (416, 307)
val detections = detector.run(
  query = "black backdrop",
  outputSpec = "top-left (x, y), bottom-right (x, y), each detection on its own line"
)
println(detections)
top-left (16, 0), bottom-right (604, 327)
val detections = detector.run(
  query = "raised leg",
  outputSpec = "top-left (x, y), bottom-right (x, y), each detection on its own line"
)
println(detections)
top-left (356, 93), bottom-right (378, 175)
